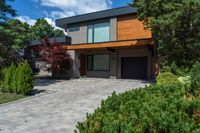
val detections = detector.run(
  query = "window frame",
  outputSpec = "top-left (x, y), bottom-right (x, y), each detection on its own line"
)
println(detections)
top-left (87, 21), bottom-right (110, 44)
top-left (87, 54), bottom-right (110, 71)
top-left (87, 25), bottom-right (94, 44)
top-left (68, 26), bottom-right (80, 32)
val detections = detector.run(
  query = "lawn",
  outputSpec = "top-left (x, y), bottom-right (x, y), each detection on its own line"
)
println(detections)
top-left (0, 93), bottom-right (27, 104)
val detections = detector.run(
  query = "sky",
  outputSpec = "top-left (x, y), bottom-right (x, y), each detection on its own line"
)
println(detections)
top-left (9, 0), bottom-right (132, 28)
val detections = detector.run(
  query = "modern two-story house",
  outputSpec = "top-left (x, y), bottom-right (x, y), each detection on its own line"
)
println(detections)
top-left (56, 6), bottom-right (156, 80)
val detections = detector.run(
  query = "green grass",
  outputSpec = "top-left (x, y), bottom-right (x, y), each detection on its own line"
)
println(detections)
top-left (0, 93), bottom-right (27, 104)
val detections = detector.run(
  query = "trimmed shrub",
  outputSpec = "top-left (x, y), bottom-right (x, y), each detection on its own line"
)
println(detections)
top-left (16, 61), bottom-right (33, 95)
top-left (1, 64), bottom-right (16, 93)
top-left (1, 61), bottom-right (34, 95)
top-left (76, 84), bottom-right (200, 133)
top-left (11, 64), bottom-right (21, 94)
top-left (156, 72), bottom-right (180, 85)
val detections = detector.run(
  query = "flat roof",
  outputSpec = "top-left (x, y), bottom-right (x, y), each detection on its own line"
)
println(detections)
top-left (56, 6), bottom-right (137, 28)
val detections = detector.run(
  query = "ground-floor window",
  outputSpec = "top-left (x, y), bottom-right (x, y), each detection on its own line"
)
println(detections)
top-left (87, 54), bottom-right (109, 71)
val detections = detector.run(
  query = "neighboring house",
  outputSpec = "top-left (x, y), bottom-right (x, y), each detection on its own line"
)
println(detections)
top-left (55, 6), bottom-right (156, 80)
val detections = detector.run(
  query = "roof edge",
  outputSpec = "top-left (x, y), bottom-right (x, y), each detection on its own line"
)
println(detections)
top-left (56, 6), bottom-right (137, 28)
top-left (56, 6), bottom-right (131, 21)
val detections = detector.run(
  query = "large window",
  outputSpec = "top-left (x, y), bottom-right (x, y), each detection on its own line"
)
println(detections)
top-left (87, 22), bottom-right (110, 43)
top-left (87, 55), bottom-right (110, 71)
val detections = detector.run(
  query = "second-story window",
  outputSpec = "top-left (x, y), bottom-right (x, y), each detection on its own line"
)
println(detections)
top-left (87, 22), bottom-right (110, 43)
top-left (68, 26), bottom-right (80, 32)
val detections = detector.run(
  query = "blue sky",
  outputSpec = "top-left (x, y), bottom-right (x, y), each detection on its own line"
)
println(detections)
top-left (9, 0), bottom-right (132, 26)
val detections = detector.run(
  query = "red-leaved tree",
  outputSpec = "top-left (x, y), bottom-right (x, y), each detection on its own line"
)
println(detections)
top-left (33, 37), bottom-right (71, 78)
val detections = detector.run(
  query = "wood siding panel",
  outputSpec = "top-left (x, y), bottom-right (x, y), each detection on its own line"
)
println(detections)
top-left (117, 15), bottom-right (152, 41)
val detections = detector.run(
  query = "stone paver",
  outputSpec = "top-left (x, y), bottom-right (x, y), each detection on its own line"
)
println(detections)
top-left (0, 78), bottom-right (148, 133)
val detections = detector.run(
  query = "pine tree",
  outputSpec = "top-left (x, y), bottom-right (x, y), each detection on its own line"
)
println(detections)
top-left (0, 0), bottom-right (16, 21)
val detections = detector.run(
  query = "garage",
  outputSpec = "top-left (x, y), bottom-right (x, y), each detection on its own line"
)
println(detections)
top-left (121, 57), bottom-right (148, 79)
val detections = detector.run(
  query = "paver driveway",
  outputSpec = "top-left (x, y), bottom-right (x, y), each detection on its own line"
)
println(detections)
top-left (0, 78), bottom-right (148, 133)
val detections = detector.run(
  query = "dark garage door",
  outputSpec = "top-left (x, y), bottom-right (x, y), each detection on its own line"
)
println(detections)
top-left (121, 57), bottom-right (147, 79)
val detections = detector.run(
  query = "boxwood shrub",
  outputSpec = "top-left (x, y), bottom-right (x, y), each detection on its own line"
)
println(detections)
top-left (76, 84), bottom-right (200, 133)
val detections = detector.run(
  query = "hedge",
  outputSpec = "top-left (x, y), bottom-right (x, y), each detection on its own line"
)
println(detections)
top-left (76, 69), bottom-right (200, 133)
top-left (76, 84), bottom-right (200, 133)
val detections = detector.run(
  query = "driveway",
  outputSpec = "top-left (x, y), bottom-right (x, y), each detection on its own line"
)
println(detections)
top-left (0, 78), bottom-right (148, 133)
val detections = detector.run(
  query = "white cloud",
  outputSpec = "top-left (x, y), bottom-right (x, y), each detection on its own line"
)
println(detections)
top-left (18, 0), bottom-right (113, 35)
top-left (16, 16), bottom-right (59, 29)
top-left (16, 16), bottom-right (36, 26)
top-left (50, 11), bottom-right (75, 19)
top-left (33, 0), bottom-right (112, 19)
top-left (44, 17), bottom-right (67, 35)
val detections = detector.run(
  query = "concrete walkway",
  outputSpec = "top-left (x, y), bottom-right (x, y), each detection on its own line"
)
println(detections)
top-left (0, 78), bottom-right (148, 133)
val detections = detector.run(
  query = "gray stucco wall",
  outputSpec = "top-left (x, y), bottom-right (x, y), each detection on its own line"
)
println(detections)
top-left (66, 17), bottom-right (117, 44)
top-left (66, 50), bottom-right (76, 79)
top-left (74, 51), bottom-right (80, 78)
top-left (117, 48), bottom-right (152, 79)
top-left (67, 25), bottom-right (87, 44)
top-left (110, 18), bottom-right (117, 41)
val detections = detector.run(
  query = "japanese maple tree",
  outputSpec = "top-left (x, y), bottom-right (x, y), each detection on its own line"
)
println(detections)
top-left (34, 37), bottom-right (71, 78)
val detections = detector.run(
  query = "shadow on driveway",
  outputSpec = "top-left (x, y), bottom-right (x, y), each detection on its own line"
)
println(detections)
top-left (34, 79), bottom-right (62, 87)
top-left (31, 89), bottom-right (46, 96)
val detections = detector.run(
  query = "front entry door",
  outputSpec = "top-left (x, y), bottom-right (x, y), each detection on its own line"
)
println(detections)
top-left (80, 54), bottom-right (86, 76)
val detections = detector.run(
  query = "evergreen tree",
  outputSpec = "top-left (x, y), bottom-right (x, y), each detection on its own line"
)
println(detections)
top-left (1, 64), bottom-right (16, 93)
top-left (0, 19), bottom-right (31, 65)
top-left (11, 63), bottom-right (20, 93)
top-left (0, 0), bottom-right (16, 21)
top-left (31, 19), bottom-right (64, 40)
top-left (17, 61), bottom-right (33, 95)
